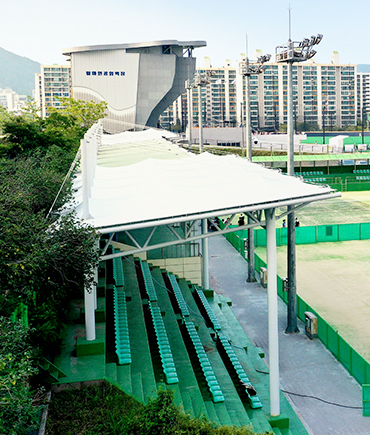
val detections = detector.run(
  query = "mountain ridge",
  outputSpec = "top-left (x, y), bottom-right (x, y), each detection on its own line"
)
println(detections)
top-left (0, 47), bottom-right (40, 96)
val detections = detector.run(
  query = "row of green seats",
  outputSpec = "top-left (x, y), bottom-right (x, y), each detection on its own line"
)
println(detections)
top-left (194, 287), bottom-right (221, 331)
top-left (305, 178), bottom-right (326, 183)
top-left (148, 302), bottom-right (179, 384)
top-left (301, 171), bottom-right (324, 176)
top-left (139, 260), bottom-right (158, 301)
top-left (217, 332), bottom-right (262, 409)
top-left (168, 273), bottom-right (190, 317)
top-left (113, 252), bottom-right (124, 287)
top-left (356, 176), bottom-right (370, 180)
top-left (114, 286), bottom-right (131, 365)
top-left (184, 320), bottom-right (225, 403)
top-left (354, 169), bottom-right (370, 174)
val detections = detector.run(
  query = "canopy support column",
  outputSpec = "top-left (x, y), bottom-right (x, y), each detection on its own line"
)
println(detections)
top-left (85, 238), bottom-right (99, 341)
top-left (202, 219), bottom-right (209, 289)
top-left (84, 280), bottom-right (96, 341)
top-left (266, 207), bottom-right (280, 416)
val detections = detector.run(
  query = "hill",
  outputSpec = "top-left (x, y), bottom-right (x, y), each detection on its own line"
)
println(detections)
top-left (0, 46), bottom-right (40, 96)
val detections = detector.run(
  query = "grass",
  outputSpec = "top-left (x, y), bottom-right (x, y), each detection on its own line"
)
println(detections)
top-left (45, 381), bottom-right (268, 435)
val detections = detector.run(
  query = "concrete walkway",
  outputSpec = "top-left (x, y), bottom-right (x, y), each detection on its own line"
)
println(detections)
top-left (208, 234), bottom-right (370, 435)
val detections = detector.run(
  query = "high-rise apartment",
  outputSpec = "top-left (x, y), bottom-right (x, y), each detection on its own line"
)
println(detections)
top-left (161, 52), bottom-right (358, 131)
top-left (35, 65), bottom-right (71, 118)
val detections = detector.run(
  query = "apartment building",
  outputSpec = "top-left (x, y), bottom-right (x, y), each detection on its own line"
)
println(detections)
top-left (0, 88), bottom-right (27, 112)
top-left (35, 65), bottom-right (71, 118)
top-left (161, 52), bottom-right (358, 131)
top-left (357, 72), bottom-right (370, 123)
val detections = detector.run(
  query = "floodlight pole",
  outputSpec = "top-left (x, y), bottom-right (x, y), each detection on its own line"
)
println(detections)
top-left (286, 53), bottom-right (299, 333)
top-left (186, 80), bottom-right (193, 148)
top-left (194, 72), bottom-right (213, 289)
top-left (240, 54), bottom-right (271, 283)
top-left (276, 32), bottom-right (322, 333)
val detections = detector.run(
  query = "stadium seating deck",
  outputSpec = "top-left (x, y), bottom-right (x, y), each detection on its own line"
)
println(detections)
top-left (52, 252), bottom-right (309, 434)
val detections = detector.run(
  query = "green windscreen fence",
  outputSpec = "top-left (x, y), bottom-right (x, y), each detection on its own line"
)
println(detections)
top-left (223, 225), bottom-right (370, 394)
top-left (254, 222), bottom-right (370, 247)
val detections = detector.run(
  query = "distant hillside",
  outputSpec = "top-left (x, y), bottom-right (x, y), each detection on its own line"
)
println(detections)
top-left (357, 64), bottom-right (370, 73)
top-left (0, 47), bottom-right (40, 96)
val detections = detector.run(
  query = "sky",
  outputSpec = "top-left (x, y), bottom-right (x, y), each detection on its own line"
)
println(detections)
top-left (2, 0), bottom-right (370, 68)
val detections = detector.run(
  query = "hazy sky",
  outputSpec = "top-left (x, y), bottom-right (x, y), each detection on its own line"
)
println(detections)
top-left (3, 0), bottom-right (369, 67)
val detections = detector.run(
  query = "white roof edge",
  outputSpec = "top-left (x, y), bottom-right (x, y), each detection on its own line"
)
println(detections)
top-left (95, 190), bottom-right (342, 235)
top-left (62, 40), bottom-right (207, 56)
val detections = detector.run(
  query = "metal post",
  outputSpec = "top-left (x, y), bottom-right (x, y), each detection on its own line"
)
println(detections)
top-left (247, 219), bottom-right (256, 282)
top-left (322, 104), bottom-right (326, 145)
top-left (187, 82), bottom-right (193, 147)
top-left (199, 87), bottom-right (204, 153)
top-left (245, 63), bottom-right (252, 161)
top-left (266, 208), bottom-right (280, 416)
top-left (287, 59), bottom-right (294, 176)
top-left (286, 58), bottom-right (299, 333)
top-left (202, 218), bottom-right (209, 289)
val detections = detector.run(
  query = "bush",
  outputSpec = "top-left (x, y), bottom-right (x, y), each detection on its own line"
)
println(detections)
top-left (0, 318), bottom-right (42, 435)
top-left (46, 382), bottom-right (266, 435)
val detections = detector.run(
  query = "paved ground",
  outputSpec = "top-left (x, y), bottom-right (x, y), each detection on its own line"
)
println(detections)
top-left (256, 240), bottom-right (370, 361)
top-left (208, 234), bottom-right (370, 435)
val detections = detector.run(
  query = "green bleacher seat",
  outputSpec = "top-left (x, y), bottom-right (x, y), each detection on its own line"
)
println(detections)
top-left (149, 302), bottom-right (179, 384)
top-left (184, 320), bottom-right (225, 403)
top-left (113, 285), bottom-right (132, 365)
top-left (217, 332), bottom-right (262, 409)
top-left (168, 274), bottom-right (190, 317)
top-left (194, 287), bottom-right (222, 331)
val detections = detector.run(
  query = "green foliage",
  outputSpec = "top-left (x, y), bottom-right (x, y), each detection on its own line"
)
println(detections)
top-left (0, 106), bottom-right (100, 353)
top-left (46, 383), bottom-right (265, 435)
top-left (48, 97), bottom-right (107, 131)
top-left (0, 318), bottom-right (41, 435)
top-left (0, 98), bottom-right (107, 158)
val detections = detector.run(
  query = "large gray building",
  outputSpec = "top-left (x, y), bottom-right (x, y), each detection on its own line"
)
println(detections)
top-left (62, 40), bottom-right (206, 132)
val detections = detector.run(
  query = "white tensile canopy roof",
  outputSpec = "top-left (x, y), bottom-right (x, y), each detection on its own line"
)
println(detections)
top-left (73, 128), bottom-right (340, 233)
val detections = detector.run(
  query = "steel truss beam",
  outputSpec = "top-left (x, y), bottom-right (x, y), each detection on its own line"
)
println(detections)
top-left (99, 202), bottom-right (311, 261)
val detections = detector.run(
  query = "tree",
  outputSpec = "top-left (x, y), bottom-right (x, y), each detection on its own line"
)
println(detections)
top-left (48, 97), bottom-right (107, 132)
top-left (0, 318), bottom-right (40, 435)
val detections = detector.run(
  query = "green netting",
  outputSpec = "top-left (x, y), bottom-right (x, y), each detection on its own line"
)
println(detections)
top-left (297, 296), bottom-right (309, 322)
top-left (317, 225), bottom-right (339, 242)
top-left (255, 229), bottom-right (266, 247)
top-left (361, 223), bottom-right (370, 239)
top-left (352, 352), bottom-right (367, 385)
top-left (327, 326), bottom-right (340, 359)
top-left (338, 336), bottom-right (352, 372)
top-left (296, 226), bottom-right (317, 244)
top-left (338, 223), bottom-right (360, 241)
top-left (363, 385), bottom-right (370, 416)
top-left (317, 314), bottom-right (327, 346)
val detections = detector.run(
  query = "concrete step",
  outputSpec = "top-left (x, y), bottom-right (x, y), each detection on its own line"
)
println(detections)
top-left (116, 364), bottom-right (132, 396)
top-left (105, 362), bottom-right (117, 383)
top-left (131, 372), bottom-right (144, 403)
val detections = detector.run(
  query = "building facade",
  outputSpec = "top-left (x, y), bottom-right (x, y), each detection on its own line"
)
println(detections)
top-left (35, 65), bottom-right (72, 118)
top-left (62, 41), bottom-right (206, 133)
top-left (161, 53), bottom-right (359, 132)
top-left (357, 72), bottom-right (370, 124)
top-left (0, 88), bottom-right (27, 112)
